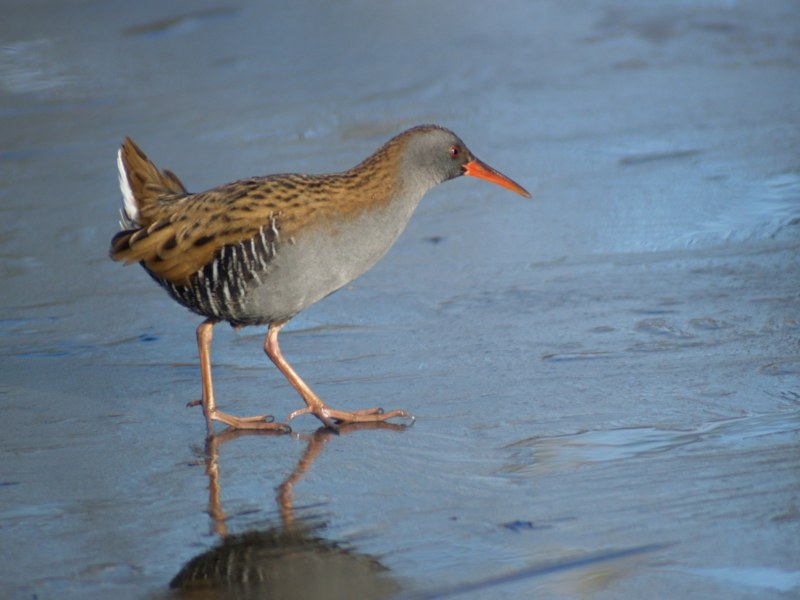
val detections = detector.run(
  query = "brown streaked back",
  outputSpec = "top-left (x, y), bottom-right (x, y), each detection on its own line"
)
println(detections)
top-left (110, 136), bottom-right (405, 287)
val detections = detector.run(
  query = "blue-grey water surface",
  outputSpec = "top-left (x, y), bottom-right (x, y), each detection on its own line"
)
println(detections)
top-left (1, 1), bottom-right (798, 598)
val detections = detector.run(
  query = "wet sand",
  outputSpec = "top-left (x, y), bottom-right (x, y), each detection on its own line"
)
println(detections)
top-left (1, 1), bottom-right (798, 598)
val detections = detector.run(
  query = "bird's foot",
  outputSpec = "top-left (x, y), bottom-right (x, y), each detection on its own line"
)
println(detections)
top-left (189, 399), bottom-right (291, 432)
top-left (213, 410), bottom-right (292, 432)
top-left (287, 404), bottom-right (415, 431)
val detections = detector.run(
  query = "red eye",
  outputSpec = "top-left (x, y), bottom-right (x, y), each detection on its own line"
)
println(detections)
top-left (449, 145), bottom-right (460, 158)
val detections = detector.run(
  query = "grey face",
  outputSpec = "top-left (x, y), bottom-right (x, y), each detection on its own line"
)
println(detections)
top-left (401, 127), bottom-right (475, 189)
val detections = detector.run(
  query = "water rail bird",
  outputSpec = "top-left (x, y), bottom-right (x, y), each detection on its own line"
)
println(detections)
top-left (110, 125), bottom-right (530, 434)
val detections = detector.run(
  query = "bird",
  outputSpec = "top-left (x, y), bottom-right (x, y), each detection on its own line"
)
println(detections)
top-left (110, 124), bottom-right (530, 434)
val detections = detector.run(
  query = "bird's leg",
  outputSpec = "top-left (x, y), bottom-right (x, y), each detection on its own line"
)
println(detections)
top-left (264, 323), bottom-right (414, 430)
top-left (195, 319), bottom-right (290, 434)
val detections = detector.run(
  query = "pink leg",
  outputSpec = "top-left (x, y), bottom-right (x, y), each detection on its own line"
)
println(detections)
top-left (196, 319), bottom-right (290, 434)
top-left (263, 323), bottom-right (414, 429)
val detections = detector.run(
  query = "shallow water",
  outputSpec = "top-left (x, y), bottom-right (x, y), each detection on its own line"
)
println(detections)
top-left (1, 1), bottom-right (799, 598)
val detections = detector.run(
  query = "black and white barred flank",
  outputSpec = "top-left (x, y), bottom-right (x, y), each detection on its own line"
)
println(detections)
top-left (148, 225), bottom-right (277, 326)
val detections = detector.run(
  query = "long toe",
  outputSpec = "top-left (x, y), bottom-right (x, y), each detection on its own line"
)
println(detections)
top-left (349, 407), bottom-right (384, 416)
top-left (287, 406), bottom-right (339, 430)
top-left (212, 410), bottom-right (291, 433)
top-left (329, 407), bottom-right (414, 425)
top-left (287, 404), bottom-right (414, 429)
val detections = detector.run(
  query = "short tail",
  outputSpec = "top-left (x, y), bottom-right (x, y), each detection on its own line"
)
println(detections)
top-left (117, 137), bottom-right (188, 228)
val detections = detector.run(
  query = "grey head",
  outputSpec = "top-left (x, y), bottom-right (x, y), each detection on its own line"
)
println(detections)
top-left (396, 124), bottom-right (531, 198)
top-left (396, 125), bottom-right (474, 191)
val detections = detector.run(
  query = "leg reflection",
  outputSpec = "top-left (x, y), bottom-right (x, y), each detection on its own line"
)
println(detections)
top-left (170, 424), bottom-right (406, 598)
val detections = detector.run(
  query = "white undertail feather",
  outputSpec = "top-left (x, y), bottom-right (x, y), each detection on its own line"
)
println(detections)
top-left (117, 147), bottom-right (139, 228)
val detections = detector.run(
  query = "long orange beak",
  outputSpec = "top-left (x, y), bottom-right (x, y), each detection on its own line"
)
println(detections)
top-left (464, 159), bottom-right (531, 198)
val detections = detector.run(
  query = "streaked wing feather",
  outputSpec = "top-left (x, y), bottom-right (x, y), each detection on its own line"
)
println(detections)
top-left (111, 136), bottom-right (401, 286)
top-left (111, 178), bottom-right (315, 285)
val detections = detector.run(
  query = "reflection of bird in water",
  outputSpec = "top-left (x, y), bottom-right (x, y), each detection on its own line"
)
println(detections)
top-left (169, 425), bottom-right (403, 599)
